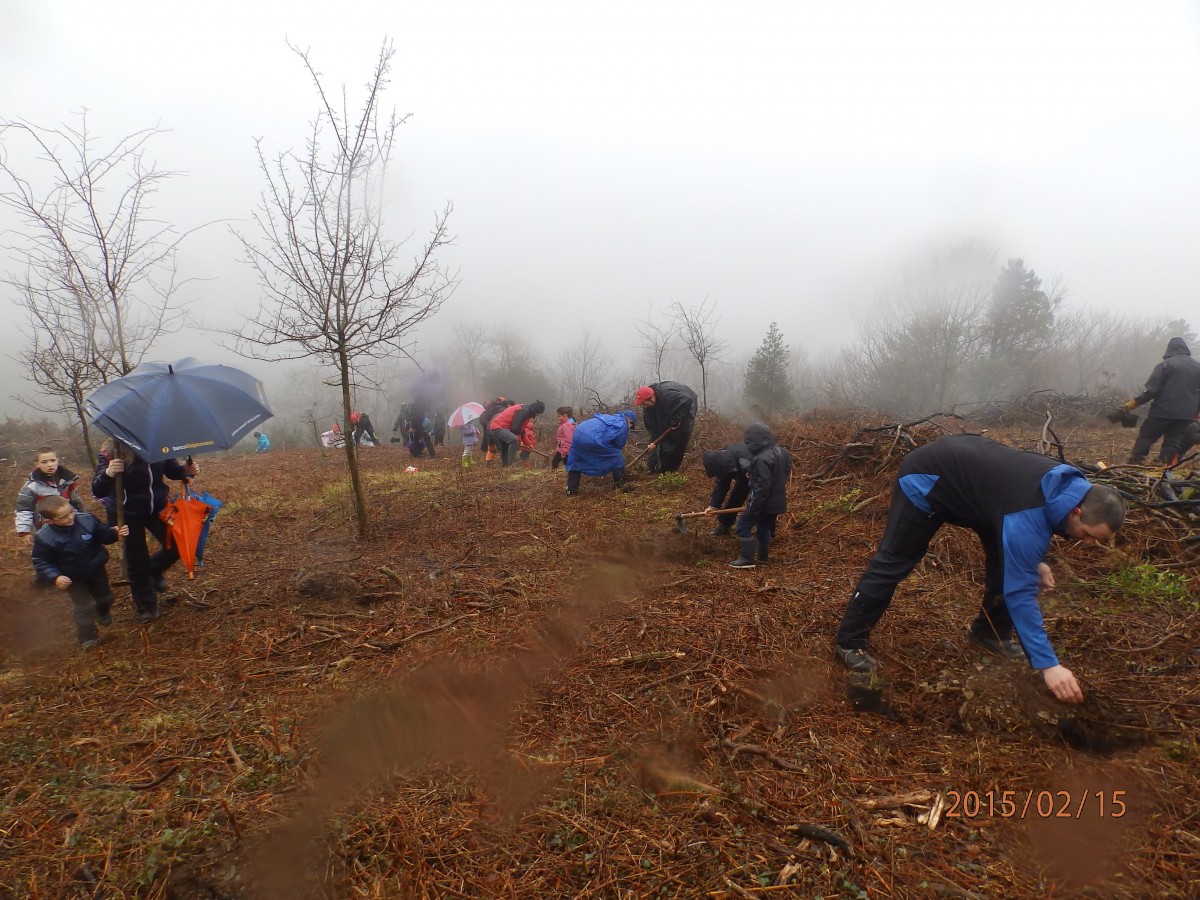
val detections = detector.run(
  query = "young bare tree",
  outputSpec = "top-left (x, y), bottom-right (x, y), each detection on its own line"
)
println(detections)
top-left (672, 296), bottom-right (729, 411)
top-left (554, 327), bottom-right (616, 413)
top-left (635, 303), bottom-right (678, 382)
top-left (233, 40), bottom-right (456, 536)
top-left (0, 114), bottom-right (192, 460)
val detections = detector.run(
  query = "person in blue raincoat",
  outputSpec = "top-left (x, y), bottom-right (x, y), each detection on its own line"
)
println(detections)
top-left (565, 410), bottom-right (637, 496)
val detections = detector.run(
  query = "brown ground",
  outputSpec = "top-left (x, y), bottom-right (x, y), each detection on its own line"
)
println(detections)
top-left (1, 416), bottom-right (1197, 899)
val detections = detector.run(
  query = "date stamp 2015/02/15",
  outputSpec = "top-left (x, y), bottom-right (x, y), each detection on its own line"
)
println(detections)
top-left (945, 790), bottom-right (1127, 819)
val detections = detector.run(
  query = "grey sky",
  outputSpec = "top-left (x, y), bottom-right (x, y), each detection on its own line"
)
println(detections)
top-left (3, 1), bottom-right (1200, 416)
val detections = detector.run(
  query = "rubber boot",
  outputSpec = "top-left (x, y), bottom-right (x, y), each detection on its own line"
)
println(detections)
top-left (729, 539), bottom-right (757, 569)
top-left (757, 535), bottom-right (771, 565)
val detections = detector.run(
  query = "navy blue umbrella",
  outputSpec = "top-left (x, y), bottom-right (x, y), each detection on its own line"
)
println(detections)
top-left (86, 358), bottom-right (273, 462)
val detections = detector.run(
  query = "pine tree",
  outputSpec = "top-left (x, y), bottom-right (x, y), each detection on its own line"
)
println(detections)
top-left (743, 322), bottom-right (794, 413)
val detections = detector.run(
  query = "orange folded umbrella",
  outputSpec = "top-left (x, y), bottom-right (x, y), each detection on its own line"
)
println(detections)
top-left (160, 491), bottom-right (212, 579)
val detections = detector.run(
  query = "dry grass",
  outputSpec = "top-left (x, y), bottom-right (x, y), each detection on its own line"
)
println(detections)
top-left (1, 417), bottom-right (1196, 899)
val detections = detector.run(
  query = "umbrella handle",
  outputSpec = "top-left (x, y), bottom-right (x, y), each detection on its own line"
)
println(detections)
top-left (114, 469), bottom-right (128, 581)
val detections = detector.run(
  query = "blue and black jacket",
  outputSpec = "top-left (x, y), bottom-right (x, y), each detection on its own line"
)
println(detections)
top-left (896, 434), bottom-right (1091, 670)
top-left (32, 512), bottom-right (119, 581)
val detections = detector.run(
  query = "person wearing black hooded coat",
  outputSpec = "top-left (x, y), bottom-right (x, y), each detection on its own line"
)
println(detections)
top-left (406, 398), bottom-right (436, 459)
top-left (635, 381), bottom-right (698, 473)
top-left (1121, 337), bottom-right (1200, 464)
top-left (729, 424), bottom-right (791, 568)
top-left (702, 443), bottom-right (752, 536)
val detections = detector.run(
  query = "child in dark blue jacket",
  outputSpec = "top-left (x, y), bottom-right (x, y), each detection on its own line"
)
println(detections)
top-left (31, 495), bottom-right (128, 649)
top-left (729, 424), bottom-right (792, 569)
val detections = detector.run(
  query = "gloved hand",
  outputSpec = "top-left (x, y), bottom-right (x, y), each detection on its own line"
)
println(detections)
top-left (1123, 399), bottom-right (1139, 411)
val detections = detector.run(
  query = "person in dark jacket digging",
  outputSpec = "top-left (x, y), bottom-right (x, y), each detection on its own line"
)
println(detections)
top-left (833, 434), bottom-right (1126, 705)
top-left (702, 442), bottom-right (752, 537)
top-left (92, 441), bottom-right (198, 624)
top-left (729, 424), bottom-right (792, 568)
top-left (31, 495), bottom-right (128, 648)
top-left (350, 411), bottom-right (380, 447)
top-left (634, 381), bottom-right (698, 473)
top-left (1118, 336), bottom-right (1200, 464)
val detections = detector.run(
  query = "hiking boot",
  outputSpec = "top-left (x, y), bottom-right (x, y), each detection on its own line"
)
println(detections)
top-left (97, 612), bottom-right (113, 627)
top-left (138, 610), bottom-right (160, 625)
top-left (729, 539), bottom-right (757, 569)
top-left (967, 628), bottom-right (1024, 660)
top-left (835, 644), bottom-right (878, 673)
top-left (565, 488), bottom-right (579, 497)
top-left (81, 638), bottom-right (100, 651)
top-left (710, 524), bottom-right (730, 537)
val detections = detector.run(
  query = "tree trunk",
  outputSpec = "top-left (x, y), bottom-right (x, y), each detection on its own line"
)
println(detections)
top-left (339, 351), bottom-right (370, 537)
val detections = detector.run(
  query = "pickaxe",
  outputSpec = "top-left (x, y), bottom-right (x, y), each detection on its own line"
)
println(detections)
top-left (674, 506), bottom-right (745, 534)
top-left (628, 425), bottom-right (678, 469)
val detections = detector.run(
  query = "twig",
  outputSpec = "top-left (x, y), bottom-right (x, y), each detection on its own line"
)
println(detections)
top-left (364, 613), bottom-right (478, 652)
top-left (95, 765), bottom-right (180, 792)
top-left (786, 822), bottom-right (853, 853)
top-left (719, 739), bottom-right (807, 773)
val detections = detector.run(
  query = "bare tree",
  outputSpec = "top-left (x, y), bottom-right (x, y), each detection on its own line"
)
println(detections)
top-left (481, 325), bottom-right (554, 402)
top-left (0, 114), bottom-right (193, 460)
top-left (850, 241), bottom-right (996, 415)
top-left (451, 318), bottom-right (489, 397)
top-left (554, 327), bottom-right (616, 413)
top-left (635, 303), bottom-right (677, 382)
top-left (672, 296), bottom-right (729, 411)
top-left (232, 40), bottom-right (456, 536)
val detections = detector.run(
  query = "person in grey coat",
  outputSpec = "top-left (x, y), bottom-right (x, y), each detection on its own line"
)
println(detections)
top-left (1121, 337), bottom-right (1200, 464)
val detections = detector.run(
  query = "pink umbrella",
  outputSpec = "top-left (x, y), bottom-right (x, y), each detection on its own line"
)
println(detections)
top-left (447, 402), bottom-right (485, 428)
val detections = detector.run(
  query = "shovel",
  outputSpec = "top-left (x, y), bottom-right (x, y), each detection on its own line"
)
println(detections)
top-left (674, 506), bottom-right (746, 534)
top-left (628, 425), bottom-right (678, 469)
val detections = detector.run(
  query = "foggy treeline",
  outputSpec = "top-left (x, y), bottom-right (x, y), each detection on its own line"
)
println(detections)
top-left (2, 103), bottom-right (1190, 458)
top-left (259, 240), bottom-right (1191, 448)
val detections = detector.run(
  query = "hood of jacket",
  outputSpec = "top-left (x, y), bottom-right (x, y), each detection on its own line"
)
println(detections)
top-left (702, 443), bottom-right (750, 478)
top-left (743, 423), bottom-right (776, 455)
top-left (1164, 337), bottom-right (1192, 359)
